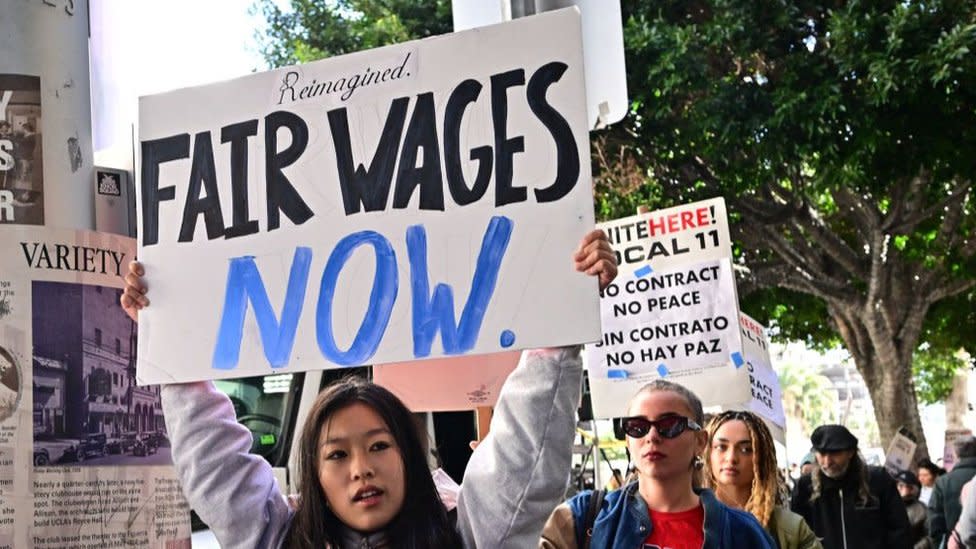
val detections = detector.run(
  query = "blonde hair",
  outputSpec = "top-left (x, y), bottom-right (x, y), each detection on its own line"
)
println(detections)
top-left (702, 411), bottom-right (780, 528)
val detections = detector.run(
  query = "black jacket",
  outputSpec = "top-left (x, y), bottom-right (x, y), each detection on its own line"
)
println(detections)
top-left (790, 465), bottom-right (911, 549)
top-left (928, 456), bottom-right (976, 546)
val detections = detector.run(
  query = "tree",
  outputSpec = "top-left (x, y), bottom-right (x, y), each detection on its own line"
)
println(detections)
top-left (600, 0), bottom-right (976, 458)
top-left (255, 0), bottom-right (452, 67)
top-left (777, 360), bottom-right (838, 438)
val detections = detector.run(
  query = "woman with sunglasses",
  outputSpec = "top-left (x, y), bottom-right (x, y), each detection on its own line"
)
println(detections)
top-left (703, 410), bottom-right (822, 549)
top-left (122, 230), bottom-right (617, 549)
top-left (540, 380), bottom-right (776, 549)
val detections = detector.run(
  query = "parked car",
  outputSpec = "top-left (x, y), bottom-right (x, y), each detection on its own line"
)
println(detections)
top-left (78, 433), bottom-right (107, 459)
top-left (150, 430), bottom-right (170, 448)
top-left (132, 433), bottom-right (158, 457)
top-left (34, 448), bottom-right (51, 466)
top-left (105, 436), bottom-right (123, 454)
top-left (120, 432), bottom-right (139, 453)
top-left (34, 433), bottom-right (80, 464)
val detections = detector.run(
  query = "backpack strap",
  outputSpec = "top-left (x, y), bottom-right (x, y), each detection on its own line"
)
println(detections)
top-left (582, 489), bottom-right (605, 549)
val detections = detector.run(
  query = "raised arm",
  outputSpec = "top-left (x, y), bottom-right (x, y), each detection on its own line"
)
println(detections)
top-left (122, 262), bottom-right (292, 549)
top-left (162, 382), bottom-right (292, 548)
top-left (455, 229), bottom-right (615, 547)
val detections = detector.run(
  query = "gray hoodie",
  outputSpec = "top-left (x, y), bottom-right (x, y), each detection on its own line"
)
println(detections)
top-left (161, 346), bottom-right (582, 548)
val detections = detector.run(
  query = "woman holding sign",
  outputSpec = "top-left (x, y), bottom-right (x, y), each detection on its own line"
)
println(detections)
top-left (703, 410), bottom-right (822, 549)
top-left (121, 229), bottom-right (616, 549)
top-left (539, 382), bottom-right (776, 549)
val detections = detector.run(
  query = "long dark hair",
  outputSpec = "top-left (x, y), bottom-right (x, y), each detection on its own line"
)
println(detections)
top-left (702, 411), bottom-right (780, 528)
top-left (284, 376), bottom-right (462, 549)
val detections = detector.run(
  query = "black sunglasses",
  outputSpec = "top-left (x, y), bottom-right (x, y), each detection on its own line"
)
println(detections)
top-left (621, 415), bottom-right (702, 439)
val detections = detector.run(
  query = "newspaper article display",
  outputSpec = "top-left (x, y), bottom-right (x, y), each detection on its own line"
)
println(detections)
top-left (604, 198), bottom-right (732, 273)
top-left (0, 75), bottom-right (44, 226)
top-left (0, 226), bottom-right (191, 548)
top-left (374, 351), bottom-right (520, 411)
top-left (136, 9), bottom-right (599, 385)
top-left (586, 258), bottom-right (750, 418)
top-left (722, 313), bottom-right (786, 444)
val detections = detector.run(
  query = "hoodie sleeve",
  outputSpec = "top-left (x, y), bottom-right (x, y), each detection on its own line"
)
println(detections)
top-left (456, 346), bottom-right (583, 548)
top-left (162, 382), bottom-right (292, 549)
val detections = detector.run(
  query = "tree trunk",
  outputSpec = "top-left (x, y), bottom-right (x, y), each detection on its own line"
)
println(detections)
top-left (829, 302), bottom-right (930, 460)
top-left (946, 370), bottom-right (969, 429)
top-left (859, 354), bottom-right (929, 460)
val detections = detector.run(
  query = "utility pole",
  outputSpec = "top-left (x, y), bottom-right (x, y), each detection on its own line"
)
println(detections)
top-left (0, 0), bottom-right (94, 229)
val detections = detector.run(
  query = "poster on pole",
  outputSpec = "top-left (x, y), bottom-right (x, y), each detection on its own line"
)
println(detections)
top-left (0, 226), bottom-right (191, 549)
top-left (722, 313), bottom-right (786, 444)
top-left (0, 74), bottom-right (44, 225)
top-left (136, 8), bottom-right (599, 385)
top-left (373, 351), bottom-right (520, 411)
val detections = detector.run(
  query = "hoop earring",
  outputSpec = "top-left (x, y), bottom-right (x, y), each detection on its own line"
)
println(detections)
top-left (693, 455), bottom-right (704, 470)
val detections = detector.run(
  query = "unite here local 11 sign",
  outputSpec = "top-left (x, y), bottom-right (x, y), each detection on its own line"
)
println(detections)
top-left (585, 198), bottom-right (752, 417)
top-left (135, 9), bottom-right (600, 384)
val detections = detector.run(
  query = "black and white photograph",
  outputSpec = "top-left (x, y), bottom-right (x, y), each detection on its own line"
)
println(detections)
top-left (0, 74), bottom-right (44, 225)
top-left (0, 345), bottom-right (21, 422)
top-left (32, 281), bottom-right (170, 467)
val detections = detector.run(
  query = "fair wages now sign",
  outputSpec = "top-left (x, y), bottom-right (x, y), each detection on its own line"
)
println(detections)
top-left (135, 9), bottom-right (600, 384)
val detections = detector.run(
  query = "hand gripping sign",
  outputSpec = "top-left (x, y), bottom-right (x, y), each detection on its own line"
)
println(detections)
top-left (135, 9), bottom-right (600, 384)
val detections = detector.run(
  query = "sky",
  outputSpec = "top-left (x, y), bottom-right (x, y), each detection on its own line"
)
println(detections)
top-left (90, 0), bottom-right (274, 154)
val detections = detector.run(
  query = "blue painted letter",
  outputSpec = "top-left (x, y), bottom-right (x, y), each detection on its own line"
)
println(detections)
top-left (316, 232), bottom-right (398, 365)
top-left (212, 247), bottom-right (313, 370)
top-left (408, 215), bottom-right (513, 357)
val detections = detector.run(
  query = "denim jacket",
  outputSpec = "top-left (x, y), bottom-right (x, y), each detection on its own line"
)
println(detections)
top-left (541, 483), bottom-right (776, 549)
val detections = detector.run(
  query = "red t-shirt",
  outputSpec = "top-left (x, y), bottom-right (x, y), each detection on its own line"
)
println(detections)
top-left (642, 504), bottom-right (705, 549)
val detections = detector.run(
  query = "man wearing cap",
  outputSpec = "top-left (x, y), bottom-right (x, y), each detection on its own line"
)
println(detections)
top-left (895, 470), bottom-right (933, 549)
top-left (929, 435), bottom-right (976, 547)
top-left (790, 424), bottom-right (910, 549)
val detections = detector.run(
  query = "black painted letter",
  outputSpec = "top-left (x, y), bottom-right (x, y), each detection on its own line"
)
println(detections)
top-left (178, 131), bottom-right (226, 242)
top-left (329, 98), bottom-right (410, 215)
top-left (393, 93), bottom-right (444, 210)
top-left (528, 62), bottom-right (579, 202)
top-left (265, 111), bottom-right (314, 230)
top-left (444, 79), bottom-right (492, 205)
top-left (140, 134), bottom-right (190, 246)
top-left (490, 69), bottom-right (527, 206)
top-left (221, 120), bottom-right (260, 238)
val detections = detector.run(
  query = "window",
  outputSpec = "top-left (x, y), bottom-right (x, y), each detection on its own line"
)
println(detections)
top-left (94, 328), bottom-right (102, 347)
top-left (113, 373), bottom-right (118, 385)
top-left (115, 338), bottom-right (121, 354)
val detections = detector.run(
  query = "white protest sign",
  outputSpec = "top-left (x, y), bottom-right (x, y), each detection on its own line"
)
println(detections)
top-left (136, 9), bottom-right (600, 384)
top-left (885, 431), bottom-right (917, 475)
top-left (586, 258), bottom-right (749, 418)
top-left (724, 313), bottom-right (787, 444)
top-left (606, 197), bottom-right (732, 275)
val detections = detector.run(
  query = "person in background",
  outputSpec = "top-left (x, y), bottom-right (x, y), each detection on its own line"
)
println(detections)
top-left (895, 470), bottom-right (933, 549)
top-left (606, 468), bottom-right (624, 491)
top-left (930, 436), bottom-right (976, 548)
top-left (540, 381), bottom-right (775, 549)
top-left (918, 459), bottom-right (945, 506)
top-left (790, 424), bottom-right (910, 549)
top-left (800, 452), bottom-right (817, 478)
top-left (949, 477), bottom-right (976, 549)
top-left (703, 410), bottom-right (822, 549)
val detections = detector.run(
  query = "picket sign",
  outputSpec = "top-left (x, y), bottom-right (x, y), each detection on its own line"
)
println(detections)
top-left (135, 9), bottom-right (601, 384)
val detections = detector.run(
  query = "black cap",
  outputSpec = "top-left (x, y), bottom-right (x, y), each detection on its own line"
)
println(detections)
top-left (894, 470), bottom-right (921, 488)
top-left (810, 425), bottom-right (858, 452)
